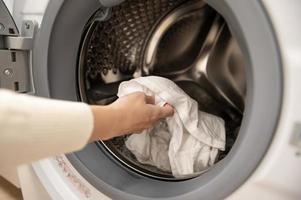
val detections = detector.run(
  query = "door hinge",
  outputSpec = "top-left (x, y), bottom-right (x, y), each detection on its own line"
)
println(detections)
top-left (0, 20), bottom-right (36, 93)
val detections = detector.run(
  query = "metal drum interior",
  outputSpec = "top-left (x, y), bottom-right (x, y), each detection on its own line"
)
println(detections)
top-left (78, 0), bottom-right (247, 180)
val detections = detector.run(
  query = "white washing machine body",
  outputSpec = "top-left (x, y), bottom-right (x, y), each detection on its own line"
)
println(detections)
top-left (0, 0), bottom-right (301, 200)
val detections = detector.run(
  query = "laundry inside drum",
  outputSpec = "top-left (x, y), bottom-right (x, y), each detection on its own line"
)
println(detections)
top-left (77, 0), bottom-right (247, 181)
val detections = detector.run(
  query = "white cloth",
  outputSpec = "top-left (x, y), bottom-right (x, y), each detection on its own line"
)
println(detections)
top-left (118, 76), bottom-right (226, 177)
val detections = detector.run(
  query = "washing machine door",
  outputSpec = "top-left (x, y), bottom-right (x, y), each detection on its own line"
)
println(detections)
top-left (3, 0), bottom-right (283, 199)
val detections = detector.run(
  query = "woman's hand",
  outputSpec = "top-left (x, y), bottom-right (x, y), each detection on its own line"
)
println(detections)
top-left (89, 92), bottom-right (174, 141)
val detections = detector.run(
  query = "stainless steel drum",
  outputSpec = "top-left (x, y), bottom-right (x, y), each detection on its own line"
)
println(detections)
top-left (78, 0), bottom-right (246, 180)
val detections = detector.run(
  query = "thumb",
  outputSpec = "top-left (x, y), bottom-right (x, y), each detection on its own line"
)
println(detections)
top-left (159, 104), bottom-right (174, 118)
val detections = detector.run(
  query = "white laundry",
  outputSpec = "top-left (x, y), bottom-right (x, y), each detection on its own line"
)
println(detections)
top-left (117, 76), bottom-right (225, 177)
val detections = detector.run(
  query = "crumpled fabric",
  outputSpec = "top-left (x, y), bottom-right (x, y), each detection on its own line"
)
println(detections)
top-left (117, 76), bottom-right (225, 177)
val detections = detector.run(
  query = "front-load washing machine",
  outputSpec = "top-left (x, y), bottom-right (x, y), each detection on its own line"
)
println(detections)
top-left (0, 0), bottom-right (301, 199)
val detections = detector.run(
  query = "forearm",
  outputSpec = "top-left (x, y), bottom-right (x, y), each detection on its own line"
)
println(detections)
top-left (89, 105), bottom-right (120, 142)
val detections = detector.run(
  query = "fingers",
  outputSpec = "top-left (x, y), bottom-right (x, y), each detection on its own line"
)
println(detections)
top-left (148, 104), bottom-right (174, 121)
top-left (144, 94), bottom-right (155, 105)
top-left (136, 92), bottom-right (174, 119)
top-left (160, 104), bottom-right (174, 118)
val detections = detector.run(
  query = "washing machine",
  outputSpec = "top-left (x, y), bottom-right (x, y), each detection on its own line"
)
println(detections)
top-left (0, 0), bottom-right (301, 199)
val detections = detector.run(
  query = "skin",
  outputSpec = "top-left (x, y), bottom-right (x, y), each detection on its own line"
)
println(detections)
top-left (89, 92), bottom-right (174, 142)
